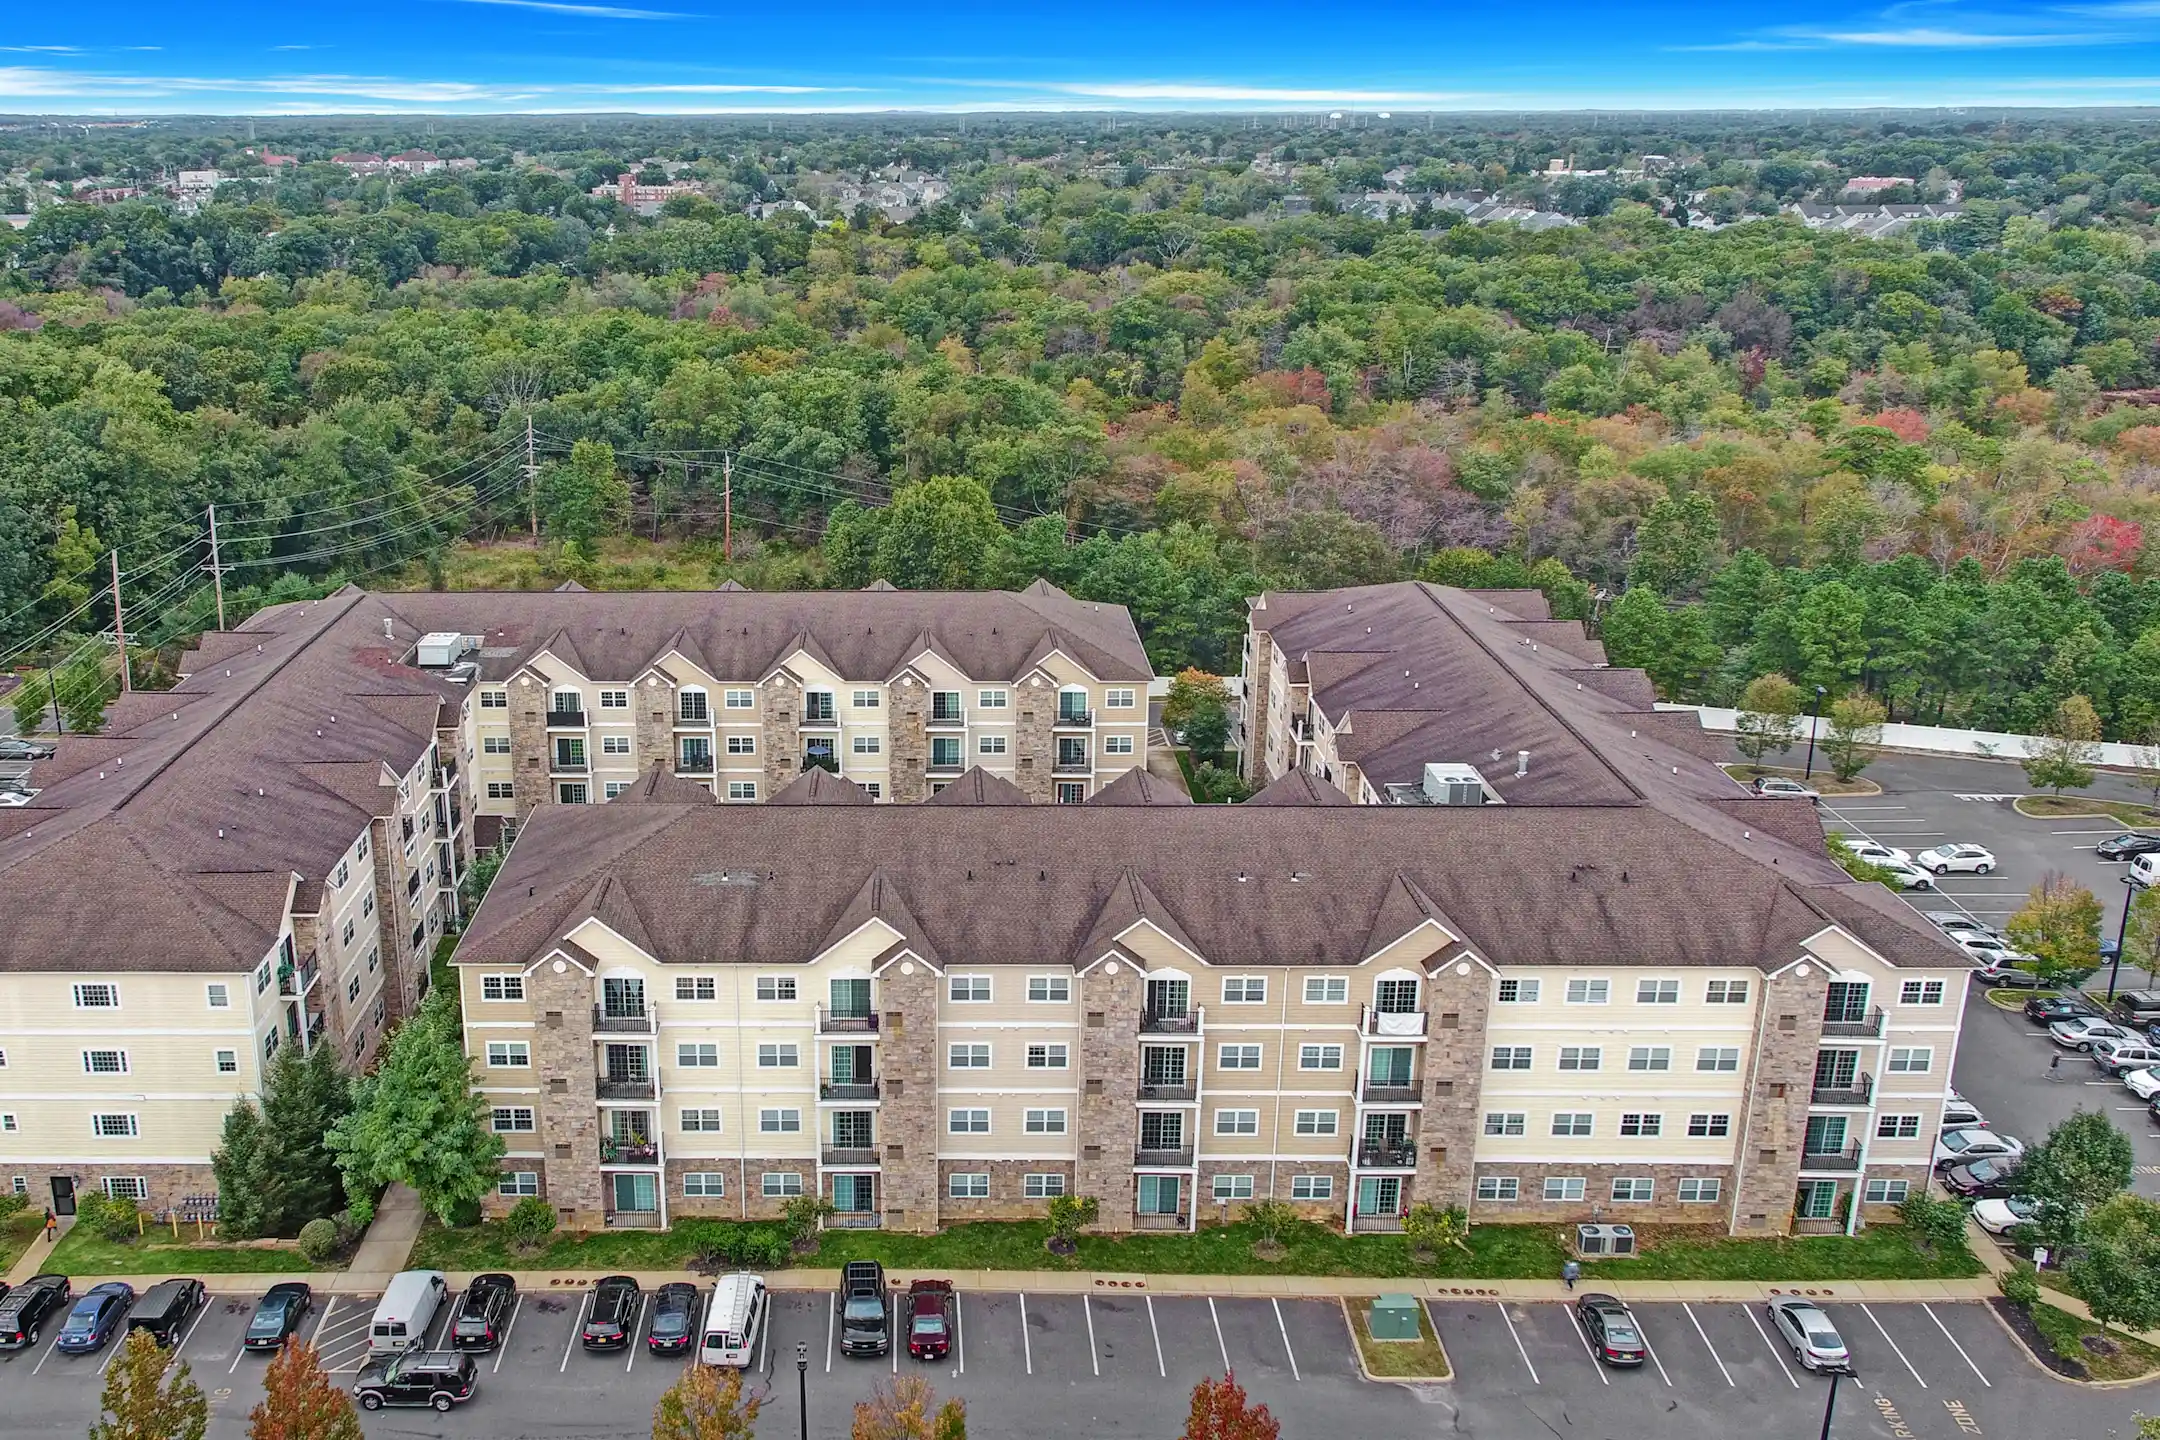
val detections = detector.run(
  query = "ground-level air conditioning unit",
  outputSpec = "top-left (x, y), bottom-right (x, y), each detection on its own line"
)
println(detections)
top-left (1575, 1223), bottom-right (1637, 1256)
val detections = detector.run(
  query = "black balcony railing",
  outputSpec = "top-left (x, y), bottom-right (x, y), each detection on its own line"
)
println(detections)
top-left (821, 1081), bottom-right (881, 1102)
top-left (1811, 1073), bottom-right (1874, 1106)
top-left (1134, 1146), bottom-right (1195, 1168)
top-left (820, 1146), bottom-right (880, 1167)
top-left (818, 1006), bottom-right (879, 1034)
top-left (1356, 1140), bottom-right (1416, 1169)
top-left (1137, 1081), bottom-right (1196, 1102)
top-left (592, 1004), bottom-right (655, 1035)
top-left (675, 755), bottom-right (714, 775)
top-left (1820, 1007), bottom-right (1886, 1038)
top-left (1361, 1081), bottom-right (1420, 1104)
top-left (1054, 756), bottom-right (1091, 774)
top-left (1801, 1144), bottom-right (1863, 1172)
top-left (600, 1139), bottom-right (660, 1165)
top-left (801, 708), bottom-right (839, 727)
top-left (597, 1077), bottom-right (656, 1101)
top-left (552, 757), bottom-right (589, 773)
top-left (547, 707), bottom-right (585, 728)
top-left (1055, 709), bottom-right (1094, 728)
top-left (928, 704), bottom-right (966, 727)
top-left (1140, 1008), bottom-right (1197, 1034)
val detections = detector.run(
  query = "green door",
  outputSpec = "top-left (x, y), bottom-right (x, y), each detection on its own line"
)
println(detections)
top-left (830, 978), bottom-right (871, 1019)
top-left (1138, 1175), bottom-right (1181, 1215)
top-left (611, 1172), bottom-right (657, 1213)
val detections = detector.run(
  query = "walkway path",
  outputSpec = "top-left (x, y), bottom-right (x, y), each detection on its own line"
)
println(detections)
top-left (341, 1183), bottom-right (424, 1286)
top-left (3, 1214), bottom-right (69, 1286)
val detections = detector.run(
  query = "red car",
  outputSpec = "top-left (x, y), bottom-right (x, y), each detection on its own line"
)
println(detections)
top-left (904, 1280), bottom-right (954, 1361)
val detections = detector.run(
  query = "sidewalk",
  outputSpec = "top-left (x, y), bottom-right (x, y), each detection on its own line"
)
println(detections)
top-left (340, 1184), bottom-right (425, 1287)
top-left (4, 1214), bottom-right (70, 1286)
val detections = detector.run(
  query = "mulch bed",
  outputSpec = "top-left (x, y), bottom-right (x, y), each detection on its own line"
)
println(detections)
top-left (1989, 1297), bottom-right (2088, 1380)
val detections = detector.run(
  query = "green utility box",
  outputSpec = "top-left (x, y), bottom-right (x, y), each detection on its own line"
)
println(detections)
top-left (1368, 1294), bottom-right (1421, 1341)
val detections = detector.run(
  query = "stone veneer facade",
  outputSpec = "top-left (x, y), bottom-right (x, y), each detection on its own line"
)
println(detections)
top-left (1732, 963), bottom-right (1831, 1232)
top-left (888, 679), bottom-right (930, 803)
top-left (877, 961), bottom-right (941, 1228)
top-left (529, 961), bottom-right (604, 1228)
top-left (1415, 959), bottom-right (1492, 1211)
top-left (1076, 960), bottom-right (1146, 1230)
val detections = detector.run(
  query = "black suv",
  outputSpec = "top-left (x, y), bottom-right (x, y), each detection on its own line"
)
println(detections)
top-left (2027, 993), bottom-right (2097, 1024)
top-left (2113, 991), bottom-right (2160, 1027)
top-left (581, 1276), bottom-right (641, 1351)
top-left (450, 1274), bottom-right (517, 1352)
top-left (839, 1261), bottom-right (889, 1357)
top-left (352, 1349), bottom-right (478, 1412)
top-left (0, 1274), bottom-right (70, 1349)
top-left (647, 1282), bottom-right (699, 1356)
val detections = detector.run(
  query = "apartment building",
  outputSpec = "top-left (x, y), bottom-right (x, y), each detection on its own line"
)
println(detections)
top-left (453, 585), bottom-right (1968, 1237)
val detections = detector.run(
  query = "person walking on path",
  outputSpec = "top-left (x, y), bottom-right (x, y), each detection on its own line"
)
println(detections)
top-left (2049, 1052), bottom-right (2062, 1080)
top-left (1562, 1259), bottom-right (1580, 1291)
top-left (42, 1209), bottom-right (55, 1244)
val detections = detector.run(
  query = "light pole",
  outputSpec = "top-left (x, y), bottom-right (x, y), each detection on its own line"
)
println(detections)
top-left (2111, 873), bottom-right (2138, 1001)
top-left (1819, 1368), bottom-right (1845, 1440)
top-left (796, 1340), bottom-right (808, 1440)
top-left (1803, 685), bottom-right (1828, 781)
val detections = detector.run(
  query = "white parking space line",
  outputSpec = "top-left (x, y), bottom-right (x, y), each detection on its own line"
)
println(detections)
top-left (1637, 1323), bottom-right (1673, 1386)
top-left (229, 1338), bottom-right (248, 1375)
top-left (825, 1292), bottom-right (836, 1374)
top-left (627, 1293), bottom-right (649, 1373)
top-left (168, 1302), bottom-right (209, 1364)
top-left (561, 1290), bottom-right (591, 1374)
top-left (1084, 1294), bottom-right (1098, 1377)
top-left (1020, 1294), bottom-right (1034, 1376)
top-left (1144, 1296), bottom-right (1165, 1378)
top-left (31, 1330), bottom-right (62, 1376)
top-left (954, 1292), bottom-right (964, 1375)
top-left (1744, 1306), bottom-right (1800, 1387)
top-left (97, 1334), bottom-right (124, 1374)
top-left (1862, 1304), bottom-right (1927, 1387)
top-left (1271, 1299), bottom-right (1300, 1382)
top-left (1494, 1301), bottom-right (1539, 1384)
top-left (1207, 1297), bottom-right (1229, 1376)
top-left (309, 1296), bottom-right (337, 1346)
top-left (1682, 1303), bottom-right (1734, 1386)
top-left (494, 1295), bottom-right (523, 1373)
top-left (1922, 1305), bottom-right (1991, 1387)
top-left (890, 1297), bottom-right (898, 1374)
top-left (1564, 1307), bottom-right (1610, 1384)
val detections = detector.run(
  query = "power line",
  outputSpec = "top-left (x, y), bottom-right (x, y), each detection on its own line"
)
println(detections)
top-left (220, 457), bottom-right (529, 573)
top-left (210, 437), bottom-right (526, 539)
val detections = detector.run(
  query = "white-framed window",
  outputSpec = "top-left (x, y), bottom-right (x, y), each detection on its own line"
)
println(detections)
top-left (1293, 1109), bottom-right (1338, 1136)
top-left (756, 976), bottom-right (797, 1002)
top-left (498, 1171), bottom-right (540, 1197)
top-left (1291, 1174), bottom-right (1334, 1200)
top-left (1222, 976), bottom-right (1266, 1004)
top-left (1627, 1046), bottom-right (1671, 1072)
top-left (601, 735), bottom-right (631, 755)
top-left (1298, 1043), bottom-right (1343, 1070)
top-left (1218, 1043), bottom-right (1262, 1071)
top-left (1611, 1177), bottom-right (1655, 1203)
top-left (264, 1030), bottom-right (280, 1061)
top-left (1864, 1178), bottom-right (1911, 1204)
top-left (1687, 1113), bottom-right (1731, 1138)
top-left (1304, 976), bottom-right (1348, 1004)
top-left (103, 1177), bottom-right (148, 1201)
top-left (91, 1113), bottom-right (138, 1138)
top-left (490, 1107), bottom-right (536, 1133)
top-left (599, 689), bottom-right (629, 710)
top-left (1103, 735), bottom-right (1135, 755)
top-left (684, 1173), bottom-right (727, 1198)
top-left (1706, 978), bottom-right (1750, 1004)
top-left (1027, 975), bottom-right (1070, 1003)
top-left (759, 1109), bottom-right (801, 1134)
top-left (6, 1176), bottom-right (20, 1193)
top-left (1026, 1044), bottom-right (1069, 1070)
top-left (348, 976), bottom-right (361, 1004)
top-left (1024, 1172), bottom-right (1066, 1198)
top-left (1490, 1046), bottom-right (1533, 1071)
top-left (862, 783), bottom-right (882, 800)
top-left (1024, 1108), bottom-right (1068, 1134)
top-left (948, 1043), bottom-right (992, 1070)
top-left (1900, 980), bottom-right (1946, 1005)
top-left (0, 1116), bottom-right (13, 1133)
top-left (977, 689), bottom-right (1008, 710)
top-left (485, 1042), bottom-right (530, 1068)
top-left (205, 983), bottom-right (230, 1010)
top-left (1564, 978), bottom-right (1608, 1005)
top-left (1619, 1112), bottom-right (1662, 1137)
top-left (601, 777), bottom-right (627, 797)
top-left (1212, 1174), bottom-right (1255, 1202)
top-left (1551, 1112), bottom-right (1594, 1137)
top-left (949, 1172), bottom-right (990, 1199)
top-left (678, 1043), bottom-right (720, 1067)
top-left (675, 976), bottom-right (717, 1001)
top-left (557, 782), bottom-right (588, 805)
top-left (215, 1049), bottom-right (237, 1074)
top-left (1105, 688), bottom-right (1137, 709)
top-left (681, 1108), bottom-right (723, 1132)
top-left (948, 1108), bottom-right (991, 1134)
top-left (1484, 1112), bottom-right (1526, 1136)
top-left (949, 975), bottom-right (992, 1003)
top-left (81, 1050), bottom-right (128, 1075)
top-left (723, 689), bottom-right (755, 709)
top-left (1678, 1177), bottom-right (1722, 1203)
top-left (1888, 1047), bottom-right (1933, 1074)
top-left (1477, 1175), bottom-right (1521, 1202)
top-left (73, 982), bottom-right (119, 1009)
top-left (1558, 1046), bottom-right (1601, 1071)
top-left (483, 735), bottom-right (512, 754)
top-left (480, 690), bottom-right (508, 709)
top-left (1543, 1176), bottom-right (1585, 1202)
top-left (341, 918), bottom-right (357, 946)
top-left (486, 782), bottom-right (514, 799)
top-left (1696, 1046), bottom-right (1740, 1072)
top-left (480, 974), bottom-right (525, 1002)
top-left (756, 1043), bottom-right (799, 1069)
top-left (851, 735), bottom-right (881, 755)
top-left (851, 689), bottom-right (882, 710)
top-left (726, 781), bottom-right (757, 801)
top-left (1877, 1113), bottom-right (1922, 1139)
top-left (762, 1172), bottom-right (804, 1197)
top-left (1636, 978), bottom-right (1680, 1005)
top-left (1496, 978), bottom-right (1540, 1003)
top-left (978, 734), bottom-right (1008, 756)
top-left (1214, 1109), bottom-right (1260, 1136)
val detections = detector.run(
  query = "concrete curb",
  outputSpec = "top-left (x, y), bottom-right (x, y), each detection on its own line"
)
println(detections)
top-left (1978, 1296), bottom-right (2160, 1390)
top-left (1336, 1296), bottom-right (1451, 1386)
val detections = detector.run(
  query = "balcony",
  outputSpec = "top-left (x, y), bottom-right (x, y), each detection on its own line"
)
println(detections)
top-left (1054, 709), bottom-right (1094, 730)
top-left (551, 757), bottom-right (589, 774)
top-left (1360, 1005), bottom-right (1428, 1038)
top-left (800, 709), bottom-right (840, 729)
top-left (1140, 1008), bottom-right (1198, 1034)
top-left (597, 1077), bottom-right (656, 1102)
top-left (547, 708), bottom-right (586, 729)
top-left (820, 1080), bottom-right (881, 1102)
top-left (604, 1210), bottom-right (663, 1229)
top-left (1811, 1074), bottom-right (1874, 1107)
top-left (599, 1138), bottom-right (661, 1166)
top-left (817, 1005), bottom-right (879, 1035)
top-left (1361, 1081), bottom-right (1421, 1105)
top-left (278, 956), bottom-right (320, 998)
top-left (1801, 1145), bottom-right (1863, 1173)
top-left (1134, 1213), bottom-right (1186, 1231)
top-left (826, 1212), bottom-right (882, 1230)
top-left (1821, 1007), bottom-right (1887, 1039)
top-left (1053, 757), bottom-right (1091, 775)
top-left (1134, 1145), bottom-right (1195, 1168)
top-left (927, 705), bottom-right (967, 729)
top-left (1137, 1080), bottom-right (1197, 1102)
top-left (676, 706), bottom-right (711, 727)
top-left (675, 755), bottom-right (714, 775)
top-left (927, 754), bottom-right (966, 775)
top-left (1351, 1214), bottom-right (1406, 1234)
top-left (592, 1004), bottom-right (656, 1035)
top-left (1357, 1140), bottom-right (1417, 1169)
top-left (821, 1146), bottom-right (881, 1167)
top-left (305, 1011), bottom-right (327, 1044)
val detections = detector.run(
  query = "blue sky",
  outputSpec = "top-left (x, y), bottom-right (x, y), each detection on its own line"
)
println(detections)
top-left (9, 0), bottom-right (2160, 113)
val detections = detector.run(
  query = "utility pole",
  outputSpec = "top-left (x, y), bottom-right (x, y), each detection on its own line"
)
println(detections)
top-left (206, 502), bottom-right (226, 631)
top-left (109, 549), bottom-right (130, 694)
top-left (524, 415), bottom-right (539, 541)
top-left (722, 455), bottom-right (733, 564)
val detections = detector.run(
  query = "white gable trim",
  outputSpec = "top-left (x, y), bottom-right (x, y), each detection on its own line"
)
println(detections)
top-left (812, 915), bottom-right (907, 965)
top-left (1363, 915), bottom-right (1457, 965)
top-left (1109, 916), bottom-right (1206, 967)
top-left (564, 915), bottom-right (661, 965)
top-left (1421, 946), bottom-right (1498, 979)
top-left (524, 944), bottom-right (596, 978)
top-left (870, 945), bottom-right (943, 978)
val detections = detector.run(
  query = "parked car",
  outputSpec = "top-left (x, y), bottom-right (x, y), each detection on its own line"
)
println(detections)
top-left (1839, 838), bottom-right (1913, 867)
top-left (1941, 1090), bottom-right (1986, 1129)
top-left (2098, 833), bottom-right (2160, 862)
top-left (904, 1280), bottom-right (955, 1362)
top-left (1575, 1293), bottom-right (1647, 1367)
top-left (2025, 994), bottom-right (2097, 1024)
top-left (449, 1274), bottom-right (515, 1353)
top-left (2125, 1068), bottom-right (2160, 1101)
top-left (1935, 1128), bottom-right (2025, 1169)
top-left (1751, 777), bottom-right (1819, 799)
top-left (2051, 1017), bottom-right (2132, 1051)
top-left (2136, 853), bottom-right (2160, 889)
top-left (1951, 931), bottom-right (2023, 961)
top-left (0, 786), bottom-right (40, 807)
top-left (580, 1276), bottom-right (641, 1351)
top-left (1927, 912), bottom-right (2005, 943)
top-left (2111, 991), bottom-right (2160, 1026)
top-left (1877, 859), bottom-right (1936, 891)
top-left (647, 1282), bottom-right (699, 1357)
top-left (1918, 843), bottom-right (1997, 876)
top-left (56, 1283), bottom-right (133, 1354)
top-left (0, 1274), bottom-right (70, 1349)
top-left (0, 737), bottom-right (55, 762)
top-left (1768, 1298), bottom-right (1851, 1373)
top-left (1973, 960), bottom-right (2043, 989)
top-left (2091, 1037), bottom-right (2160, 1076)
top-left (245, 1283), bottom-right (313, 1351)
top-left (839, 1261), bottom-right (890, 1358)
top-left (128, 1278), bottom-right (206, 1347)
top-left (352, 1349), bottom-right (477, 1412)
top-left (1943, 1158), bottom-right (2021, 1200)
top-left (1973, 1197), bottom-right (2042, 1235)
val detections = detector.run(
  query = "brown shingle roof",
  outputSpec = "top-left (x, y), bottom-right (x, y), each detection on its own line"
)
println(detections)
top-left (1241, 770), bottom-right (1353, 806)
top-left (616, 763), bottom-right (719, 805)
top-left (1087, 768), bottom-right (1191, 806)
top-left (768, 769), bottom-right (874, 806)
top-left (922, 767), bottom-right (1031, 806)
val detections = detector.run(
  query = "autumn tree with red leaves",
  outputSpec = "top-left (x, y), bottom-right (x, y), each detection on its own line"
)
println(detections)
top-left (248, 1340), bottom-right (361, 1440)
top-left (1181, 1372), bottom-right (1279, 1440)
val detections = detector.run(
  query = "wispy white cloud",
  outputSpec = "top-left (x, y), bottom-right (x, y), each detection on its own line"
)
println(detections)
top-left (446, 0), bottom-right (690, 18)
top-left (1806, 24), bottom-right (2118, 44)
top-left (0, 65), bottom-right (522, 104)
top-left (0, 45), bottom-right (82, 53)
top-left (964, 80), bottom-right (1482, 103)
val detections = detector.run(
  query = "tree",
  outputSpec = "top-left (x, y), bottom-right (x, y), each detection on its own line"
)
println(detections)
top-left (2123, 884), bottom-right (2160, 986)
top-left (1791, 581), bottom-right (1868, 691)
top-left (2005, 873), bottom-right (2105, 987)
top-left (211, 1100), bottom-right (279, 1240)
top-left (851, 1376), bottom-right (963, 1440)
top-left (1597, 586), bottom-right (1669, 680)
top-left (536, 438), bottom-right (631, 563)
top-left (780, 1192), bottom-right (834, 1251)
top-left (1163, 668), bottom-right (1233, 762)
top-left (1401, 1202), bottom-right (1471, 1261)
top-left (1180, 1372), bottom-right (1278, 1440)
top-left (1733, 673), bottom-right (1804, 762)
top-left (1820, 691), bottom-right (1886, 782)
top-left (218, 1043), bottom-right (354, 1238)
top-left (325, 989), bottom-right (504, 1225)
top-left (90, 1328), bottom-right (207, 1440)
top-left (652, 1353), bottom-right (761, 1440)
top-left (1241, 1198), bottom-right (1301, 1254)
top-left (1046, 1193), bottom-right (1099, 1253)
top-left (56, 647), bottom-right (112, 735)
top-left (2018, 1109), bottom-right (2136, 1253)
top-left (1628, 491), bottom-right (1720, 597)
top-left (2069, 1193), bottom-right (2160, 1332)
top-left (248, 1341), bottom-right (361, 1440)
top-left (2022, 694), bottom-right (2101, 797)
top-left (1897, 1191), bottom-right (1967, 1254)
top-left (872, 475), bottom-right (1005, 590)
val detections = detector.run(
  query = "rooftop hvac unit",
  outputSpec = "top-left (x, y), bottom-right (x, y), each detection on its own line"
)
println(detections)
top-left (1421, 762), bottom-right (1488, 806)
top-left (1575, 1223), bottom-right (1637, 1256)
top-left (417, 632), bottom-right (476, 668)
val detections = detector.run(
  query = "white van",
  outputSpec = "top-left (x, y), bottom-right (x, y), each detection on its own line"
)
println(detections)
top-left (2134, 853), bottom-right (2160, 890)
top-left (370, 1270), bottom-right (449, 1356)
top-left (698, 1273), bottom-right (767, 1368)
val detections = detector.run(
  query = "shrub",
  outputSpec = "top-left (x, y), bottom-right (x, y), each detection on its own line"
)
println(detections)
top-left (781, 1193), bottom-right (834, 1249)
top-left (1899, 1191), bottom-right (1968, 1253)
top-left (1402, 1203), bottom-right (1471, 1261)
top-left (743, 1225), bottom-right (790, 1270)
top-left (2000, 1260), bottom-right (2042, 1307)
top-left (0, 1192), bottom-right (29, 1226)
top-left (501, 1197), bottom-right (556, 1253)
top-left (1047, 1194), bottom-right (1100, 1252)
top-left (446, 1196), bottom-right (483, 1229)
top-left (1241, 1199), bottom-right (1302, 1251)
top-left (296, 1218), bottom-right (340, 1264)
top-left (77, 1192), bottom-right (140, 1242)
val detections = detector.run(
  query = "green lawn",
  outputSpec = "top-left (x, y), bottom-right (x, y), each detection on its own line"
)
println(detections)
top-left (47, 1223), bottom-right (323, 1276)
top-left (410, 1217), bottom-right (1972, 1283)
top-left (2026, 1300), bottom-right (2160, 1382)
top-left (0, 1209), bottom-right (44, 1275)
top-left (1346, 1300), bottom-right (1451, 1379)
